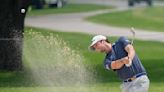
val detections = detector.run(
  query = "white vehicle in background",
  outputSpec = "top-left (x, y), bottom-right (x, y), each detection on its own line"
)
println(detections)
top-left (45, 0), bottom-right (67, 8)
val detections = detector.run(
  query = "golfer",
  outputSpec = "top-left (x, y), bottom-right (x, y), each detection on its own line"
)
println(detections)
top-left (89, 35), bottom-right (150, 92)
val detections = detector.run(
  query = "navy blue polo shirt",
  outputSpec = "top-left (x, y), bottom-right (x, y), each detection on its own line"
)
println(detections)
top-left (104, 36), bottom-right (147, 81)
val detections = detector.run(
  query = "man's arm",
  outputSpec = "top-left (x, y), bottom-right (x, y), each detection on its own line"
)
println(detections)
top-left (125, 44), bottom-right (135, 61)
top-left (110, 44), bottom-right (135, 69)
top-left (110, 57), bottom-right (128, 69)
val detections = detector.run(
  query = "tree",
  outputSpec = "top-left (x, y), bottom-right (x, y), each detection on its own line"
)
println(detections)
top-left (0, 0), bottom-right (31, 70)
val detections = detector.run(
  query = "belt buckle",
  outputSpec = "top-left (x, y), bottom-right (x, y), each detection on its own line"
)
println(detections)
top-left (125, 76), bottom-right (136, 82)
top-left (131, 76), bottom-right (136, 81)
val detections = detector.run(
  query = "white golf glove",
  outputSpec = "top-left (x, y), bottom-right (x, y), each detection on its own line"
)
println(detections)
top-left (125, 57), bottom-right (132, 67)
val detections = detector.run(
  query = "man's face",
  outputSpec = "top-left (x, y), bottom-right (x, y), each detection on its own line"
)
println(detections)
top-left (92, 40), bottom-right (111, 53)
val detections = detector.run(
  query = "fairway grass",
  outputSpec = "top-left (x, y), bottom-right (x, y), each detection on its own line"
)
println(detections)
top-left (86, 6), bottom-right (164, 32)
top-left (27, 4), bottom-right (113, 16)
top-left (23, 27), bottom-right (164, 82)
top-left (1, 82), bottom-right (164, 92)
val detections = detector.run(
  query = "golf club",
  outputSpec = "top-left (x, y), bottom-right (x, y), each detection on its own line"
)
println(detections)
top-left (125, 27), bottom-right (136, 67)
top-left (130, 27), bottom-right (136, 45)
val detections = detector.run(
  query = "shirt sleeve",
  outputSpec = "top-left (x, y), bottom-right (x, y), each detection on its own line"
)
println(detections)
top-left (118, 36), bottom-right (131, 48)
top-left (104, 58), bottom-right (112, 70)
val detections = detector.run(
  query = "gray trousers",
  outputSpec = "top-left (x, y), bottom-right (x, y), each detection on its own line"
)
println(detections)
top-left (121, 75), bottom-right (150, 92)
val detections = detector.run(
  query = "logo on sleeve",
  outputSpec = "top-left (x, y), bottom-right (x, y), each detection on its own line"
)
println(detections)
top-left (125, 39), bottom-right (130, 43)
top-left (125, 39), bottom-right (129, 42)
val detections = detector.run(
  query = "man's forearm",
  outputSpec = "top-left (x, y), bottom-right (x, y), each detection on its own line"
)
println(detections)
top-left (110, 44), bottom-right (136, 69)
top-left (111, 57), bottom-right (128, 69)
top-left (125, 44), bottom-right (135, 61)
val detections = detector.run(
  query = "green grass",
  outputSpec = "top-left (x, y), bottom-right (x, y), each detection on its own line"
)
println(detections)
top-left (0, 27), bottom-right (164, 91)
top-left (23, 27), bottom-right (164, 82)
top-left (0, 83), bottom-right (164, 92)
top-left (27, 4), bottom-right (113, 16)
top-left (86, 6), bottom-right (164, 32)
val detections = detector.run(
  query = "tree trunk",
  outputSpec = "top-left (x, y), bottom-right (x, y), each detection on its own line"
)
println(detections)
top-left (0, 0), bottom-right (31, 70)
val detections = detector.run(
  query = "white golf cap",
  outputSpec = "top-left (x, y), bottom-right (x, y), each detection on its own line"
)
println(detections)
top-left (89, 35), bottom-right (107, 50)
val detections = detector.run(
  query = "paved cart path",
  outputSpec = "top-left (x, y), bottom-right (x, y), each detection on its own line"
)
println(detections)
top-left (25, 0), bottom-right (164, 42)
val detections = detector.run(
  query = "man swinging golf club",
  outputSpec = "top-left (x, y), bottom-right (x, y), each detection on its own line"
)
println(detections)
top-left (89, 29), bottom-right (149, 92)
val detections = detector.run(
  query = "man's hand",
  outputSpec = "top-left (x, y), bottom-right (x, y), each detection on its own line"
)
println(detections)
top-left (111, 56), bottom-right (129, 69)
top-left (125, 44), bottom-right (135, 67)
top-left (121, 56), bottom-right (129, 64)
top-left (122, 56), bottom-right (132, 67)
top-left (125, 44), bottom-right (135, 61)
top-left (111, 56), bottom-right (132, 69)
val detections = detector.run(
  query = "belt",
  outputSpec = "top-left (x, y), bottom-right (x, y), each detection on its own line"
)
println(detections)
top-left (124, 72), bottom-right (147, 82)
